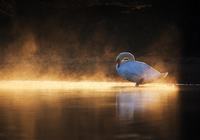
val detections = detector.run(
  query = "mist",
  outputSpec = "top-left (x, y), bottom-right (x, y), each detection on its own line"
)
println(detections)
top-left (0, 7), bottom-right (182, 82)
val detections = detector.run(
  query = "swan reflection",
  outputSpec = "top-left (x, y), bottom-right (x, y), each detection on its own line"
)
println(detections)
top-left (116, 89), bottom-right (178, 121)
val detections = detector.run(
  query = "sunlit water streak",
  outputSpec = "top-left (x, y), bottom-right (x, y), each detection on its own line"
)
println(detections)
top-left (0, 80), bottom-right (178, 91)
top-left (0, 80), bottom-right (182, 140)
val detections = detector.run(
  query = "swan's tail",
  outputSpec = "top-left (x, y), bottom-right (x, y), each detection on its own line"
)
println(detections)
top-left (161, 72), bottom-right (168, 78)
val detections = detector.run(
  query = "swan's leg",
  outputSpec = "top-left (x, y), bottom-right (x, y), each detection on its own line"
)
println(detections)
top-left (135, 83), bottom-right (139, 87)
top-left (135, 78), bottom-right (144, 87)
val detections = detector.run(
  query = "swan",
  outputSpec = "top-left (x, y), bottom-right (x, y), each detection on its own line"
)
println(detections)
top-left (116, 52), bottom-right (168, 86)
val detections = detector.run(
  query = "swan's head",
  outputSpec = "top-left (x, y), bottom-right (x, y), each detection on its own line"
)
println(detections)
top-left (116, 52), bottom-right (135, 68)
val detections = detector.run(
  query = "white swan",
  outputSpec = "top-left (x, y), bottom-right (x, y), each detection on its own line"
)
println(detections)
top-left (116, 52), bottom-right (168, 86)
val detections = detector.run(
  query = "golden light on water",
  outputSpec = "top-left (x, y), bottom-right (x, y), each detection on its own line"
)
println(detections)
top-left (0, 80), bottom-right (179, 139)
top-left (0, 80), bottom-right (178, 91)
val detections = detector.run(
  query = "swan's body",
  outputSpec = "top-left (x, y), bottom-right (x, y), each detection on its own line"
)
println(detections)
top-left (116, 52), bottom-right (168, 86)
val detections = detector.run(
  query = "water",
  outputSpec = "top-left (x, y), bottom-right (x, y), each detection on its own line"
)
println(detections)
top-left (0, 85), bottom-right (199, 140)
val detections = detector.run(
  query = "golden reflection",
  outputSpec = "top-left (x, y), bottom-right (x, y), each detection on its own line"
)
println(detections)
top-left (0, 92), bottom-right (66, 140)
top-left (0, 89), bottom-right (116, 140)
top-left (0, 83), bottom-right (179, 140)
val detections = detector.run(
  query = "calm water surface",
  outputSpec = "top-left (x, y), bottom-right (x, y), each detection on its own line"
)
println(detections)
top-left (0, 86), bottom-right (199, 140)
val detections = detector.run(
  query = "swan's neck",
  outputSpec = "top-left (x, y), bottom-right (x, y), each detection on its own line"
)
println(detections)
top-left (116, 64), bottom-right (120, 69)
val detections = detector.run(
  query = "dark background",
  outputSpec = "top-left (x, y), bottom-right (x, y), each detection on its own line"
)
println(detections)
top-left (0, 0), bottom-right (200, 83)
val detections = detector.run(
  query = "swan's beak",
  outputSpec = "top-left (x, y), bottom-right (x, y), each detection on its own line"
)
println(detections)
top-left (116, 59), bottom-right (120, 68)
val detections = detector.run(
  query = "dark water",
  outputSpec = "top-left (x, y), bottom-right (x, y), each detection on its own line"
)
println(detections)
top-left (0, 86), bottom-right (200, 140)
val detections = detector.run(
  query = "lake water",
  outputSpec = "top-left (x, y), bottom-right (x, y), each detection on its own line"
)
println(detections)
top-left (0, 84), bottom-right (199, 140)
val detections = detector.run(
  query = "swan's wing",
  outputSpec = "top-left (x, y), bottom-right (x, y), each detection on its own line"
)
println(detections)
top-left (136, 61), bottom-right (161, 82)
top-left (121, 61), bottom-right (154, 75)
top-left (140, 62), bottom-right (160, 75)
top-left (117, 61), bottom-right (145, 82)
top-left (118, 61), bottom-right (162, 82)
